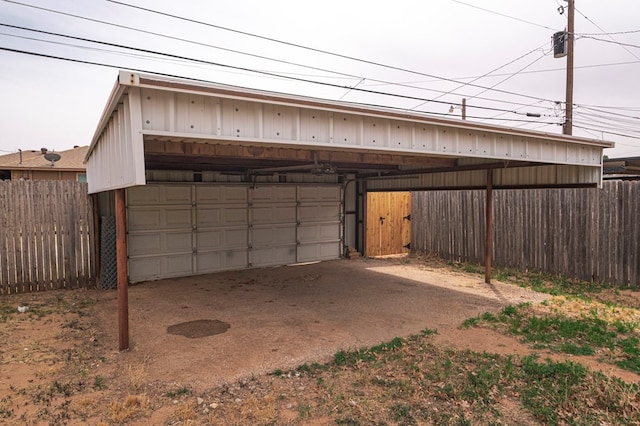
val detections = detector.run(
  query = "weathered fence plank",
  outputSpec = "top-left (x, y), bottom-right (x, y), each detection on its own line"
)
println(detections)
top-left (412, 181), bottom-right (640, 287)
top-left (0, 180), bottom-right (96, 294)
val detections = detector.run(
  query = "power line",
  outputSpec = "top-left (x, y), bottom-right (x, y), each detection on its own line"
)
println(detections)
top-left (410, 42), bottom-right (549, 110)
top-left (363, 60), bottom-right (640, 86)
top-left (573, 115), bottom-right (640, 135)
top-left (464, 49), bottom-right (551, 102)
top-left (0, 44), bottom-right (552, 121)
top-left (578, 35), bottom-right (640, 51)
top-left (575, 7), bottom-right (640, 60)
top-left (0, 24), bottom-right (556, 112)
top-left (0, 23), bottom-right (556, 119)
top-left (573, 124), bottom-right (640, 140)
top-left (577, 29), bottom-right (640, 36)
top-left (575, 112), bottom-right (640, 128)
top-left (0, 0), bottom-right (364, 82)
top-left (2, 0), bottom-right (633, 141)
top-left (451, 0), bottom-right (559, 31)
top-left (577, 105), bottom-right (640, 120)
top-left (102, 0), bottom-right (557, 104)
top-left (1, 0), bottom-right (567, 109)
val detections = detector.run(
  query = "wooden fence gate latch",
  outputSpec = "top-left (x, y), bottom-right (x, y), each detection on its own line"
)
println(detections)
top-left (403, 214), bottom-right (412, 221)
top-left (379, 216), bottom-right (385, 224)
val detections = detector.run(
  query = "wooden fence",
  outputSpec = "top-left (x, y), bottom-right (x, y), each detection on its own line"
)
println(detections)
top-left (412, 181), bottom-right (640, 287)
top-left (0, 180), bottom-right (96, 294)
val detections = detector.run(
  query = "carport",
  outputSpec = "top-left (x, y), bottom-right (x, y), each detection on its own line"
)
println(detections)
top-left (85, 71), bottom-right (613, 350)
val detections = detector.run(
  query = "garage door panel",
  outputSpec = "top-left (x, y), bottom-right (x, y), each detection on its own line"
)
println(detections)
top-left (223, 207), bottom-right (248, 225)
top-left (128, 234), bottom-right (162, 255)
top-left (298, 204), bottom-right (339, 222)
top-left (164, 186), bottom-right (192, 204)
top-left (166, 254), bottom-right (194, 275)
top-left (251, 225), bottom-right (296, 246)
top-left (196, 208), bottom-right (221, 227)
top-left (197, 205), bottom-right (247, 227)
top-left (128, 209), bottom-right (162, 230)
top-left (298, 223), bottom-right (340, 243)
top-left (197, 228), bottom-right (247, 250)
top-left (251, 246), bottom-right (296, 267)
top-left (128, 206), bottom-right (192, 231)
top-left (129, 253), bottom-right (193, 281)
top-left (251, 205), bottom-right (296, 224)
top-left (129, 257), bottom-right (162, 281)
top-left (252, 186), bottom-right (296, 202)
top-left (298, 242), bottom-right (340, 262)
top-left (165, 209), bottom-right (193, 228)
top-left (298, 185), bottom-right (340, 202)
top-left (196, 250), bottom-right (248, 273)
top-left (127, 185), bottom-right (161, 206)
top-left (196, 185), bottom-right (247, 204)
top-left (128, 232), bottom-right (192, 256)
top-left (128, 185), bottom-right (191, 206)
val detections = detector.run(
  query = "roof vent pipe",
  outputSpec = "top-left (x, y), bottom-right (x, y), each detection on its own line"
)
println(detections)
top-left (41, 147), bottom-right (48, 154)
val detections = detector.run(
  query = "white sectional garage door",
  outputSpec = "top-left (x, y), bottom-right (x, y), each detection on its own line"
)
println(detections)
top-left (127, 184), bottom-right (341, 282)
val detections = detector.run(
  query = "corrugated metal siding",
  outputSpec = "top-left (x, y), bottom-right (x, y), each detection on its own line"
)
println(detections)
top-left (137, 87), bottom-right (604, 169)
top-left (87, 89), bottom-right (146, 194)
top-left (366, 164), bottom-right (602, 191)
top-left (144, 170), bottom-right (340, 184)
top-left (87, 73), bottom-right (610, 195)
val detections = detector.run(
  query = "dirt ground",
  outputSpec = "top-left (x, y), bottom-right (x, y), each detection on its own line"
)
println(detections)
top-left (1, 256), bottom-right (638, 424)
top-left (93, 257), bottom-right (550, 390)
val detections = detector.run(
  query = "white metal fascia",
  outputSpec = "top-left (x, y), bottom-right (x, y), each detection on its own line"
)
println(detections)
top-left (85, 74), bottom-right (128, 163)
top-left (127, 87), bottom-right (147, 187)
top-left (89, 71), bottom-right (612, 191)
top-left (86, 89), bottom-right (146, 194)
top-left (122, 71), bottom-right (613, 151)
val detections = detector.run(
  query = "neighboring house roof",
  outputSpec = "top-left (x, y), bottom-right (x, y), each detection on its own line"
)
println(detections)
top-left (0, 146), bottom-right (88, 172)
top-left (603, 157), bottom-right (640, 180)
top-left (604, 157), bottom-right (640, 174)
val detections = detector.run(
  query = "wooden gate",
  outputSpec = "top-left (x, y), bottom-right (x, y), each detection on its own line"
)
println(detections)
top-left (365, 192), bottom-right (411, 256)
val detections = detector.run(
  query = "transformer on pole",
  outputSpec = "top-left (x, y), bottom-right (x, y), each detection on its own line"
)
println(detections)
top-left (553, 0), bottom-right (575, 135)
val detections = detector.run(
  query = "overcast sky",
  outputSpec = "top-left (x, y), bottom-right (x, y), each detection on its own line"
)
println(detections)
top-left (1, 0), bottom-right (639, 158)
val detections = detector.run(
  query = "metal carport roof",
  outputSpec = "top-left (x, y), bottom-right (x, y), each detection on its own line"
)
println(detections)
top-left (85, 71), bottom-right (613, 194)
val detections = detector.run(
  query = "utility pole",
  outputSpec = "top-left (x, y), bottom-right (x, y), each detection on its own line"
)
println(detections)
top-left (563, 0), bottom-right (575, 135)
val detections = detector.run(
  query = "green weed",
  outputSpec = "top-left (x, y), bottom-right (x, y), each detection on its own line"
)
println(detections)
top-left (333, 337), bottom-right (404, 367)
top-left (298, 404), bottom-right (312, 418)
top-left (93, 376), bottom-right (108, 390)
top-left (463, 304), bottom-right (640, 374)
top-left (165, 387), bottom-right (190, 398)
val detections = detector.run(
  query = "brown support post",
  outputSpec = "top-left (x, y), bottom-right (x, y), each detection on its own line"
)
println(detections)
top-left (485, 170), bottom-right (493, 284)
top-left (115, 189), bottom-right (129, 351)
top-left (362, 180), bottom-right (368, 256)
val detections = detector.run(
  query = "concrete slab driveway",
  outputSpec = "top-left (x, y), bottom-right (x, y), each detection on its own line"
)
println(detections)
top-left (93, 258), bottom-right (546, 391)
